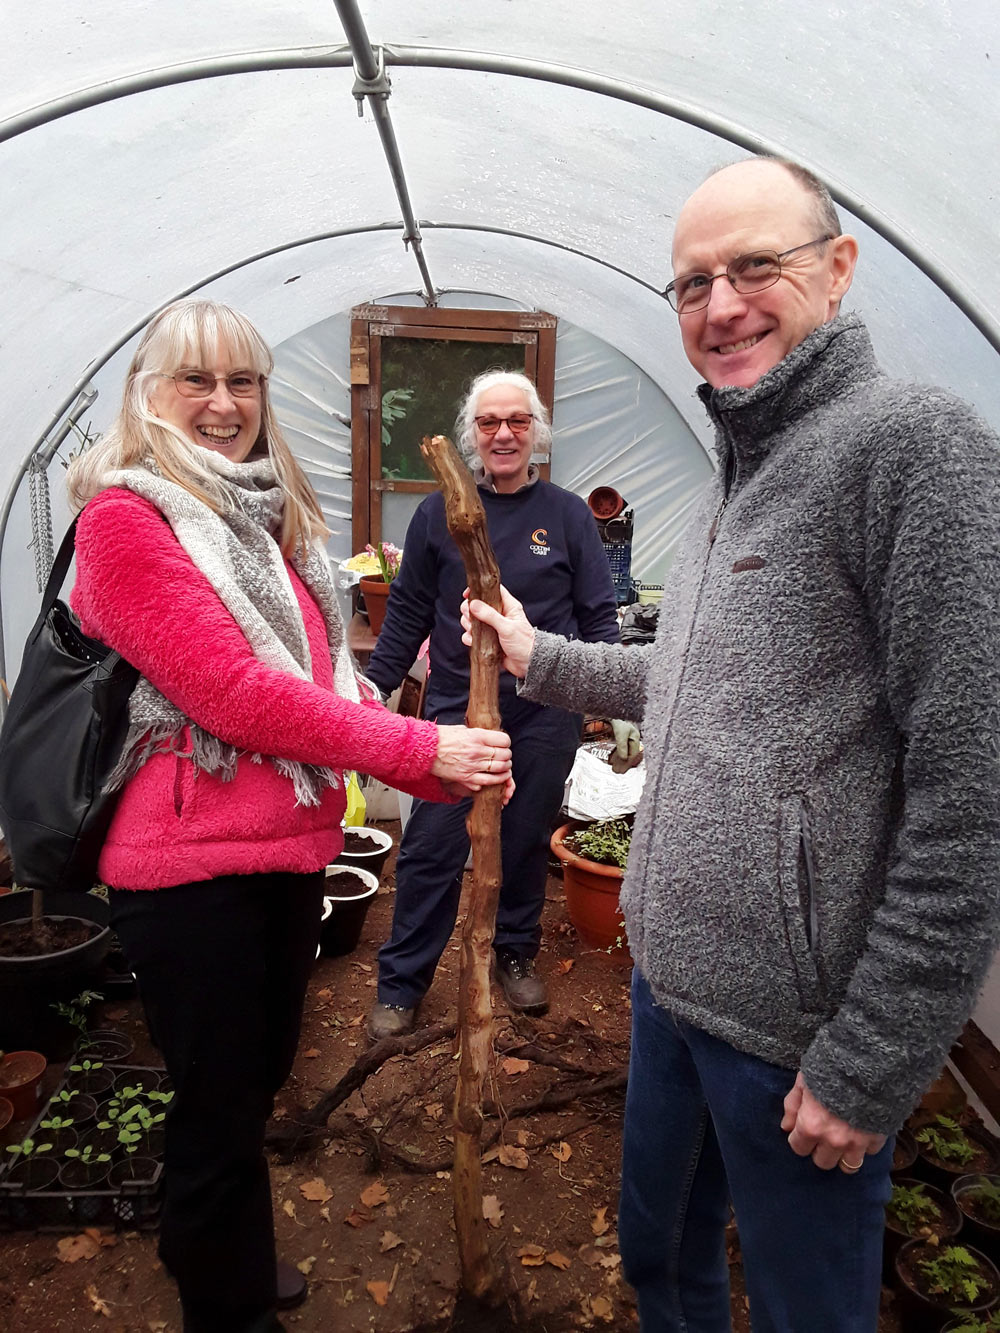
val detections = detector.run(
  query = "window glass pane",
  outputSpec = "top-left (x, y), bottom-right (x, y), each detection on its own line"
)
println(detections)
top-left (380, 337), bottom-right (525, 480)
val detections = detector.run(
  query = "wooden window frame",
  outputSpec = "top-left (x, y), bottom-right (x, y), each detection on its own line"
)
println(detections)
top-left (349, 305), bottom-right (557, 553)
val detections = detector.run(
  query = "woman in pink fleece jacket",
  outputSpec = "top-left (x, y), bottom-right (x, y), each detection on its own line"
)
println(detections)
top-left (66, 299), bottom-right (511, 1333)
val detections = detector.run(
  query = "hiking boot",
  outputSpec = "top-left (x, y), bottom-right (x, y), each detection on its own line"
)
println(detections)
top-left (367, 1001), bottom-right (417, 1041)
top-left (494, 948), bottom-right (549, 1016)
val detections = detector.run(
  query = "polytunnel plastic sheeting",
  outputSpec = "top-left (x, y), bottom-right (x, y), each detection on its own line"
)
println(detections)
top-left (2, 0), bottom-right (1000, 676)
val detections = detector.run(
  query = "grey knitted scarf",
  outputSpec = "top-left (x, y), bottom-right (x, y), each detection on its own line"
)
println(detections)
top-left (104, 452), bottom-right (358, 806)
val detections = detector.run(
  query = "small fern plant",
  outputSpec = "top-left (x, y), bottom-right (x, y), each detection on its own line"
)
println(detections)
top-left (918, 1245), bottom-right (991, 1306)
top-left (887, 1182), bottom-right (941, 1234)
top-left (915, 1115), bottom-right (977, 1165)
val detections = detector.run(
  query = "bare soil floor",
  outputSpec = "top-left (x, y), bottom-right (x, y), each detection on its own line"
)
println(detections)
top-left (0, 823), bottom-right (905, 1331)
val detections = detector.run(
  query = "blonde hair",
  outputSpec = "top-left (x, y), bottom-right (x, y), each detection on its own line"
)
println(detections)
top-left (455, 370), bottom-right (552, 463)
top-left (66, 299), bottom-right (328, 558)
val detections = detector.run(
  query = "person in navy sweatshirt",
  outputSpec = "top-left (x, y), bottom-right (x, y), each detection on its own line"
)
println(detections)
top-left (365, 369), bottom-right (620, 1039)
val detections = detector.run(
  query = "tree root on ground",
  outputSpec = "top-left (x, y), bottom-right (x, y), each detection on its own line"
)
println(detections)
top-left (266, 1017), bottom-right (627, 1167)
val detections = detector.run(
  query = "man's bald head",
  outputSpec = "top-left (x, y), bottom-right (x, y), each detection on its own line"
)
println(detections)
top-left (669, 159), bottom-right (858, 389)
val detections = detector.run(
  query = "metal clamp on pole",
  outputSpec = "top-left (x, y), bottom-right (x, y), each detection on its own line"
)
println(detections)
top-left (351, 45), bottom-right (390, 116)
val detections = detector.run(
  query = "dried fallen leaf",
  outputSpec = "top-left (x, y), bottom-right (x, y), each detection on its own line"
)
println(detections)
top-left (302, 1047), bottom-right (321, 1059)
top-left (556, 958), bottom-right (575, 974)
top-left (600, 1253), bottom-right (622, 1270)
top-left (316, 987), bottom-right (334, 1001)
top-left (366, 1279), bottom-right (390, 1306)
top-left (546, 1250), bottom-right (571, 1270)
top-left (591, 1207), bottom-right (610, 1236)
top-left (57, 1233), bottom-right (100, 1264)
top-left (272, 1105), bottom-right (288, 1121)
top-left (360, 1181), bottom-right (389, 1208)
top-left (501, 1057), bottom-right (531, 1076)
top-left (296, 1256), bottom-right (316, 1276)
top-left (578, 1245), bottom-right (603, 1267)
top-left (282, 1199), bottom-right (298, 1221)
top-left (344, 1207), bottom-right (370, 1228)
top-left (550, 1141), bottom-right (573, 1163)
top-left (353, 961), bottom-right (373, 973)
top-left (518, 1244), bottom-right (547, 1267)
top-left (147, 1322), bottom-right (168, 1332)
top-left (299, 1178), bottom-right (333, 1204)
top-left (348, 1014), bottom-right (365, 1027)
top-left (482, 1195), bottom-right (504, 1229)
top-left (84, 1284), bottom-right (111, 1316)
top-left (380, 1230), bottom-right (404, 1252)
top-left (423, 1102), bottom-right (444, 1121)
top-left (497, 1144), bottom-right (530, 1170)
top-left (590, 1295), bottom-right (614, 1321)
top-left (83, 1228), bottom-right (117, 1249)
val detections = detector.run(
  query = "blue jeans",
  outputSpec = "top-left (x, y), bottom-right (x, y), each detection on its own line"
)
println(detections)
top-left (620, 969), bottom-right (892, 1333)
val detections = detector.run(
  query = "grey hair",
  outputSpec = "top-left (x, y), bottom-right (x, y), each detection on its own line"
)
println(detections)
top-left (455, 370), bottom-right (553, 463)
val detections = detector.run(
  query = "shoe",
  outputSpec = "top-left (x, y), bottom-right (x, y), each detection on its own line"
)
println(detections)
top-left (276, 1260), bottom-right (308, 1311)
top-left (367, 1001), bottom-right (417, 1041)
top-left (494, 948), bottom-right (549, 1015)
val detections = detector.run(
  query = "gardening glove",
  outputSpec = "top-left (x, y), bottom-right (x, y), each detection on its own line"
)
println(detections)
top-left (609, 719), bottom-right (643, 773)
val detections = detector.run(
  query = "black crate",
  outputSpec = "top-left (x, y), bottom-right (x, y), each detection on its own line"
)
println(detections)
top-left (0, 1063), bottom-right (165, 1232)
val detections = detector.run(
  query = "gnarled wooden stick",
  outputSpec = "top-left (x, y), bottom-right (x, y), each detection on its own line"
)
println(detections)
top-left (420, 433), bottom-right (505, 1304)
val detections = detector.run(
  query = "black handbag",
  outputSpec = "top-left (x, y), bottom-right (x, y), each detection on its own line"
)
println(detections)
top-left (0, 517), bottom-right (138, 891)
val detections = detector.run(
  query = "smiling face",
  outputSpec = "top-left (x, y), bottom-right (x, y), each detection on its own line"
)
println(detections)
top-left (671, 161), bottom-right (858, 389)
top-left (473, 384), bottom-right (536, 493)
top-left (147, 342), bottom-right (262, 463)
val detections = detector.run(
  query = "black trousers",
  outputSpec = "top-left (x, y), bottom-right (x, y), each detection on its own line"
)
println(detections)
top-left (110, 870), bottom-right (325, 1333)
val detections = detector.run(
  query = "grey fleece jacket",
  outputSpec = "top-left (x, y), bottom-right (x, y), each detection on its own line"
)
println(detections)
top-left (523, 314), bottom-right (1000, 1133)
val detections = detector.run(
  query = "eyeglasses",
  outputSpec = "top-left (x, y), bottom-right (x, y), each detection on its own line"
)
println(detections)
top-left (474, 413), bottom-right (534, 436)
top-left (158, 370), bottom-right (264, 398)
top-left (664, 236), bottom-right (834, 314)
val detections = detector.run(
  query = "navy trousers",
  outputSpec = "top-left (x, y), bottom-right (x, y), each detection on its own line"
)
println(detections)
top-left (377, 696), bottom-right (580, 1008)
top-left (110, 870), bottom-right (325, 1333)
top-left (619, 969), bottom-right (893, 1333)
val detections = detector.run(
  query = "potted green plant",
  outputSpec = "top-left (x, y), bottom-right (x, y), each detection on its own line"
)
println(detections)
top-left (943, 1311), bottom-right (1000, 1332)
top-left (356, 540), bottom-right (402, 635)
top-left (65, 1056), bottom-right (114, 1097)
top-left (36, 1113), bottom-right (78, 1155)
top-left (954, 1175), bottom-right (1000, 1264)
top-left (549, 818), bottom-right (632, 959)
top-left (59, 1141), bottom-right (112, 1190)
top-left (914, 1115), bottom-right (1000, 1188)
top-left (885, 1178), bottom-right (963, 1279)
top-left (3, 1135), bottom-right (58, 1194)
top-left (895, 1241), bottom-right (1000, 1329)
top-left (48, 1086), bottom-right (98, 1127)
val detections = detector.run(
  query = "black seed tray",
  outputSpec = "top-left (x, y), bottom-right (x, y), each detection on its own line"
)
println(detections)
top-left (0, 1064), bottom-right (166, 1232)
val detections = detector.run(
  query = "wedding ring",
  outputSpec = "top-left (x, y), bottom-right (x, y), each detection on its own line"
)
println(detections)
top-left (486, 750), bottom-right (494, 772)
top-left (839, 1156), bottom-right (864, 1173)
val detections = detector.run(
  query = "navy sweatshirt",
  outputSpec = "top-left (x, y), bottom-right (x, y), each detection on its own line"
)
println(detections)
top-left (366, 478), bottom-right (619, 714)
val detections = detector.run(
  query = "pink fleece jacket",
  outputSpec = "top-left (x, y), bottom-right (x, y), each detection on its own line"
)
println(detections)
top-left (71, 489), bottom-right (449, 890)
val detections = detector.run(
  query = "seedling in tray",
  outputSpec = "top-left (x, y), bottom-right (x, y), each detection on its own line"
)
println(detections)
top-left (64, 1143), bottom-right (110, 1167)
top-left (5, 1136), bottom-right (52, 1160)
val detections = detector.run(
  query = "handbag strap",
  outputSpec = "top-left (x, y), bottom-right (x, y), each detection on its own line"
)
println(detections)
top-left (41, 517), bottom-right (81, 617)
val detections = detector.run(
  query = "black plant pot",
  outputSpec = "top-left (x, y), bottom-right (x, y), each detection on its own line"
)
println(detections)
top-left (0, 890), bottom-right (111, 1054)
top-left (320, 867), bottom-right (378, 958)
top-left (953, 1175), bottom-right (1000, 1267)
top-left (895, 1237), bottom-right (1000, 1333)
top-left (884, 1177), bottom-right (963, 1284)
top-left (913, 1123), bottom-right (1000, 1191)
top-left (335, 826), bottom-right (393, 881)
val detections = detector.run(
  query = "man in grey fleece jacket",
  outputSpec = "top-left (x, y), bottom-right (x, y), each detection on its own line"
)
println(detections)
top-left (467, 158), bottom-right (1000, 1332)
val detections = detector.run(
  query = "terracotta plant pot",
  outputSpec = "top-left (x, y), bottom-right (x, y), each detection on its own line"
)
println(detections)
top-left (320, 865), bottom-right (379, 958)
top-left (550, 823), bottom-right (631, 961)
top-left (0, 1096), bottom-right (13, 1132)
top-left (336, 825), bottom-right (393, 880)
top-left (954, 1175), bottom-right (1000, 1266)
top-left (895, 1238), bottom-right (1000, 1332)
top-left (884, 1177), bottom-right (963, 1281)
top-left (358, 576), bottom-right (392, 634)
top-left (0, 1050), bottom-right (47, 1120)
